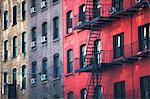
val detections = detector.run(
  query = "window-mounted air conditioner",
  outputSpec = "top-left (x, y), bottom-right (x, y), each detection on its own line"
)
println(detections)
top-left (41, 74), bottom-right (47, 81)
top-left (68, 28), bottom-right (72, 33)
top-left (41, 36), bottom-right (47, 43)
top-left (31, 7), bottom-right (36, 14)
top-left (135, 0), bottom-right (142, 3)
top-left (41, 1), bottom-right (47, 9)
top-left (31, 41), bottom-right (36, 48)
top-left (77, 21), bottom-right (82, 26)
top-left (31, 78), bottom-right (36, 85)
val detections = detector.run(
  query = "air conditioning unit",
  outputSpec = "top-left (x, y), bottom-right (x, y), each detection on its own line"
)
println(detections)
top-left (31, 7), bottom-right (36, 14)
top-left (31, 41), bottom-right (36, 48)
top-left (77, 21), bottom-right (82, 26)
top-left (31, 78), bottom-right (36, 85)
top-left (136, 0), bottom-right (142, 3)
top-left (110, 7), bottom-right (117, 15)
top-left (68, 28), bottom-right (72, 33)
top-left (41, 74), bottom-right (47, 81)
top-left (53, 76), bottom-right (60, 81)
top-left (41, 1), bottom-right (47, 8)
top-left (41, 36), bottom-right (47, 43)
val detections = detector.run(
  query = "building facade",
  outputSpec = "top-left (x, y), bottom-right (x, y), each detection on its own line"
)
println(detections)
top-left (0, 0), bottom-right (29, 99)
top-left (63, 0), bottom-right (150, 99)
top-left (28, 0), bottom-right (63, 99)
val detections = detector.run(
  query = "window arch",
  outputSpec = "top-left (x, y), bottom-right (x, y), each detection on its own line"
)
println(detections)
top-left (80, 88), bottom-right (87, 99)
top-left (67, 91), bottom-right (74, 99)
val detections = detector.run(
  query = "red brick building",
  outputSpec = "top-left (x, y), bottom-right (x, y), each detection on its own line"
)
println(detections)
top-left (63, 0), bottom-right (150, 99)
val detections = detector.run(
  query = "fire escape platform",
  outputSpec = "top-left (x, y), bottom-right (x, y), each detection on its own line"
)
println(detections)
top-left (74, 1), bottom-right (149, 30)
top-left (75, 49), bottom-right (150, 73)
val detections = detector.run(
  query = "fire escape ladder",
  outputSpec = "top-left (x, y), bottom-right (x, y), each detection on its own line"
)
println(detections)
top-left (86, 0), bottom-right (94, 21)
top-left (86, 26), bottom-right (100, 66)
top-left (87, 71), bottom-right (103, 99)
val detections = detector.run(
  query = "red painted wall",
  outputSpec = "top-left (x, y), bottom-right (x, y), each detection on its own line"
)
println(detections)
top-left (63, 0), bottom-right (150, 98)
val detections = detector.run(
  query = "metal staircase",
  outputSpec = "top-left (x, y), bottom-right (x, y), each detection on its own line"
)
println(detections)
top-left (86, 26), bottom-right (100, 66)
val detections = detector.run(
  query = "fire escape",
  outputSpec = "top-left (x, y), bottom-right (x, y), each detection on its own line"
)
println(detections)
top-left (74, 0), bottom-right (149, 99)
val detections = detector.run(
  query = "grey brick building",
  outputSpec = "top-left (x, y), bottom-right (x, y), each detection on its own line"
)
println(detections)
top-left (28, 0), bottom-right (63, 99)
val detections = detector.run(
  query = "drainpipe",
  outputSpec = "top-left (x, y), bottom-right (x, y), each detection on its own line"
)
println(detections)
top-left (130, 10), bottom-right (135, 99)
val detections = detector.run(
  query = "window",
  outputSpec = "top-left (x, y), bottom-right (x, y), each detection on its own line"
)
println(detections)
top-left (67, 49), bottom-right (73, 73)
top-left (4, 40), bottom-right (8, 61)
top-left (22, 1), bottom-right (26, 20)
top-left (22, 32), bottom-right (26, 53)
top-left (80, 88), bottom-right (87, 99)
top-left (22, 65), bottom-right (26, 89)
top-left (3, 72), bottom-right (8, 94)
top-left (4, 11), bottom-right (8, 30)
top-left (112, 0), bottom-right (123, 12)
top-left (80, 44), bottom-right (86, 68)
top-left (93, 85), bottom-right (103, 99)
top-left (138, 24), bottom-right (150, 51)
top-left (114, 81), bottom-right (126, 99)
top-left (93, 0), bottom-right (100, 18)
top-left (12, 6), bottom-right (17, 25)
top-left (13, 36), bottom-right (17, 58)
top-left (94, 39), bottom-right (101, 64)
top-left (140, 76), bottom-right (150, 99)
top-left (79, 4), bottom-right (86, 23)
top-left (68, 91), bottom-right (74, 99)
top-left (31, 27), bottom-right (36, 41)
top-left (53, 54), bottom-right (59, 78)
top-left (31, 0), bottom-right (36, 7)
top-left (42, 58), bottom-right (48, 76)
top-left (66, 11), bottom-right (73, 33)
top-left (42, 22), bottom-right (47, 36)
top-left (12, 68), bottom-right (17, 84)
top-left (32, 61), bottom-right (36, 78)
top-left (53, 0), bottom-right (58, 3)
top-left (113, 33), bottom-right (124, 59)
top-left (53, 17), bottom-right (59, 39)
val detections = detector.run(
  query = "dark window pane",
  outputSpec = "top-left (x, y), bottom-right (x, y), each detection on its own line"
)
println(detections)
top-left (4, 11), bottom-right (8, 30)
top-left (67, 11), bottom-right (72, 33)
top-left (32, 62), bottom-right (36, 78)
top-left (22, 1), bottom-right (26, 20)
top-left (53, 17), bottom-right (59, 39)
top-left (13, 36), bottom-right (17, 57)
top-left (53, 54), bottom-right (59, 77)
top-left (42, 22), bottom-right (47, 36)
top-left (13, 6), bottom-right (17, 25)
top-left (67, 49), bottom-right (73, 73)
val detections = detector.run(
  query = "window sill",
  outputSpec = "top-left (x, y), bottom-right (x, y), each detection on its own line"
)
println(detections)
top-left (65, 32), bottom-right (74, 37)
top-left (11, 56), bottom-right (17, 59)
top-left (41, 80), bottom-right (48, 84)
top-left (113, 56), bottom-right (124, 61)
top-left (53, 1), bottom-right (59, 6)
top-left (12, 23), bottom-right (17, 27)
top-left (41, 7), bottom-right (48, 12)
top-left (41, 42), bottom-right (48, 47)
top-left (65, 72), bottom-right (74, 77)
top-left (31, 47), bottom-right (37, 51)
top-left (31, 12), bottom-right (37, 17)
top-left (53, 38), bottom-right (60, 42)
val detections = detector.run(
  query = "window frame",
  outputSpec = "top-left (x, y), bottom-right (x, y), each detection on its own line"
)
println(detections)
top-left (4, 40), bottom-right (8, 61)
top-left (138, 23), bottom-right (150, 51)
top-left (22, 65), bottom-right (26, 90)
top-left (12, 5), bottom-right (17, 26)
top-left (32, 61), bottom-right (36, 78)
top-left (67, 49), bottom-right (73, 73)
top-left (4, 10), bottom-right (8, 30)
top-left (42, 58), bottom-right (48, 75)
top-left (53, 17), bottom-right (59, 40)
top-left (112, 0), bottom-right (123, 12)
top-left (42, 22), bottom-right (47, 36)
top-left (66, 10), bottom-right (73, 33)
top-left (53, 54), bottom-right (59, 78)
top-left (22, 1), bottom-right (26, 20)
top-left (22, 32), bottom-right (26, 54)
top-left (80, 44), bottom-right (86, 68)
top-left (79, 4), bottom-right (86, 23)
top-left (114, 81), bottom-right (126, 99)
top-left (113, 33), bottom-right (124, 59)
top-left (68, 91), bottom-right (74, 99)
top-left (13, 36), bottom-right (17, 58)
